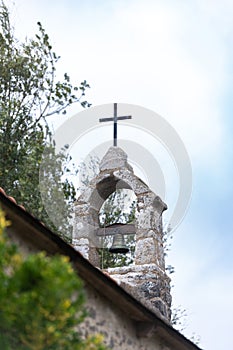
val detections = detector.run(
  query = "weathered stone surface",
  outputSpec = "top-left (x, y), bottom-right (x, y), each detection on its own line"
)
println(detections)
top-left (113, 169), bottom-right (149, 194)
top-left (136, 229), bottom-right (155, 240)
top-left (73, 218), bottom-right (96, 238)
top-left (137, 191), bottom-right (157, 207)
top-left (153, 195), bottom-right (167, 213)
top-left (99, 146), bottom-right (133, 172)
top-left (136, 207), bottom-right (160, 229)
top-left (81, 285), bottom-right (172, 349)
top-left (107, 263), bottom-right (163, 275)
top-left (135, 237), bottom-right (157, 265)
top-left (73, 238), bottom-right (89, 259)
top-left (73, 202), bottom-right (90, 216)
top-left (77, 187), bottom-right (94, 204)
top-left (107, 264), bottom-right (171, 321)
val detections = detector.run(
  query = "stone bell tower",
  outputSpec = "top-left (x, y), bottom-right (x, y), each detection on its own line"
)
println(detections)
top-left (73, 146), bottom-right (172, 322)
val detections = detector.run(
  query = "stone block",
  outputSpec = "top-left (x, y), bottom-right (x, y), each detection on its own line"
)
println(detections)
top-left (135, 237), bottom-right (156, 265)
top-left (99, 147), bottom-right (133, 172)
top-left (74, 202), bottom-right (90, 216)
top-left (136, 229), bottom-right (155, 240)
top-left (113, 169), bottom-right (149, 194)
top-left (137, 192), bottom-right (157, 206)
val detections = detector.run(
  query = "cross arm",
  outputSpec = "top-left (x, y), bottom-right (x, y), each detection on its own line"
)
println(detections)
top-left (99, 116), bottom-right (132, 123)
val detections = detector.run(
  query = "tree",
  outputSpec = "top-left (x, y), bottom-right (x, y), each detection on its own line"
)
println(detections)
top-left (0, 1), bottom-right (90, 241)
top-left (0, 207), bottom-right (107, 350)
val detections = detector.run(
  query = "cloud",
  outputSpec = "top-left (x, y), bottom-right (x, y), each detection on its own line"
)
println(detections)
top-left (45, 0), bottom-right (230, 167)
top-left (14, 1), bottom-right (231, 170)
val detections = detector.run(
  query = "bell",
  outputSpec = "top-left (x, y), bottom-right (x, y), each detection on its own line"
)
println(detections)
top-left (109, 233), bottom-right (129, 254)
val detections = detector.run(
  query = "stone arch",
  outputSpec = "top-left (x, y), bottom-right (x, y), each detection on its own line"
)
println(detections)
top-left (73, 147), bottom-right (167, 269)
top-left (72, 146), bottom-right (171, 320)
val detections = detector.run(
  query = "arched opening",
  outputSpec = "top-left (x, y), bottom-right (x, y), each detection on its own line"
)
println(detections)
top-left (98, 188), bottom-right (137, 269)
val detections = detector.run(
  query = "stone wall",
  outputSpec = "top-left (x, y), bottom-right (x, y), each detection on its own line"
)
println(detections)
top-left (107, 264), bottom-right (171, 321)
top-left (83, 284), bottom-right (171, 350)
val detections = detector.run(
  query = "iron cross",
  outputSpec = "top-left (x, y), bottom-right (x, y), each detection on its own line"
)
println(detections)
top-left (99, 103), bottom-right (132, 147)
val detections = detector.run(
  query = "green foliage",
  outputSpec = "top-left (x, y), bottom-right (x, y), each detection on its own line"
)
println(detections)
top-left (98, 189), bottom-right (136, 269)
top-left (99, 190), bottom-right (136, 227)
top-left (171, 304), bottom-right (201, 345)
top-left (0, 208), bottom-right (107, 350)
top-left (162, 226), bottom-right (176, 275)
top-left (39, 144), bottom-right (78, 242)
top-left (0, 1), bottom-right (90, 241)
top-left (171, 305), bottom-right (188, 332)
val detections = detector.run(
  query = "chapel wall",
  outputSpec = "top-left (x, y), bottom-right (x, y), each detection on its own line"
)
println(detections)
top-left (83, 284), bottom-right (172, 350)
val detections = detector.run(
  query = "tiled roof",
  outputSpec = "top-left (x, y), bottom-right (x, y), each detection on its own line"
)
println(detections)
top-left (0, 187), bottom-right (48, 226)
top-left (0, 187), bottom-right (26, 209)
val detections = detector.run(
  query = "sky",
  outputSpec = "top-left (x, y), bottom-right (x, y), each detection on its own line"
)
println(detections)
top-left (8, 0), bottom-right (233, 349)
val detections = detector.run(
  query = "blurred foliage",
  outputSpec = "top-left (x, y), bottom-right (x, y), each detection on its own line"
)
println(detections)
top-left (0, 207), bottom-right (107, 350)
top-left (171, 304), bottom-right (201, 346)
top-left (0, 1), bottom-right (90, 242)
top-left (171, 305), bottom-right (188, 332)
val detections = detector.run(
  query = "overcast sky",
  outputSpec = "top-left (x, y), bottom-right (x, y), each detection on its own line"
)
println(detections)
top-left (8, 1), bottom-right (233, 349)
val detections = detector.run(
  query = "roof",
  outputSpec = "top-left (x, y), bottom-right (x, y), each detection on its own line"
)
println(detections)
top-left (0, 188), bottom-right (202, 350)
